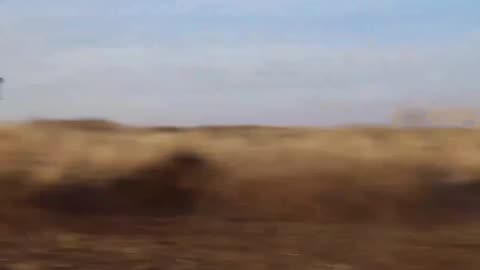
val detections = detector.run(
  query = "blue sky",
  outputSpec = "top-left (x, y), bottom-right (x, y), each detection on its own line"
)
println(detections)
top-left (1, 0), bottom-right (479, 125)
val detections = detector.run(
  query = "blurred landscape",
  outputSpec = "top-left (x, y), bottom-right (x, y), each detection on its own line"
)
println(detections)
top-left (1, 119), bottom-right (480, 269)
top-left (2, 0), bottom-right (480, 268)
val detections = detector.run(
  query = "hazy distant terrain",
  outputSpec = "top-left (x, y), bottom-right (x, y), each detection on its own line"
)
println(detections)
top-left (1, 119), bottom-right (480, 269)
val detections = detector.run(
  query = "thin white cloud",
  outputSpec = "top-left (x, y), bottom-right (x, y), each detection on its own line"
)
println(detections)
top-left (1, 30), bottom-right (480, 125)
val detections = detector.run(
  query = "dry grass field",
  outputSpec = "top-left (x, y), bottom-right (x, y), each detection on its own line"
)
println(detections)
top-left (1, 119), bottom-right (480, 269)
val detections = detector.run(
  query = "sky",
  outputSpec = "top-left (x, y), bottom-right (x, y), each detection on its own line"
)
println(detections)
top-left (0, 0), bottom-right (479, 126)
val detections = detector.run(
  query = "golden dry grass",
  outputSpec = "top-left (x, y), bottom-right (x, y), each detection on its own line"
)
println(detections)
top-left (1, 120), bottom-right (480, 223)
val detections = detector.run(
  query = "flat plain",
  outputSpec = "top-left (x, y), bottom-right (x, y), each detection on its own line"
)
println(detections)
top-left (1, 120), bottom-right (480, 269)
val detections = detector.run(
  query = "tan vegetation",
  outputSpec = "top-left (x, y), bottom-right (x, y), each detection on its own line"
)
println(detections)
top-left (1, 120), bottom-right (480, 223)
top-left (2, 120), bottom-right (480, 269)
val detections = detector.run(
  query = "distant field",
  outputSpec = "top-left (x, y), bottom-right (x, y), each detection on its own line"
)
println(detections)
top-left (1, 119), bottom-right (480, 223)
top-left (2, 120), bottom-right (480, 269)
